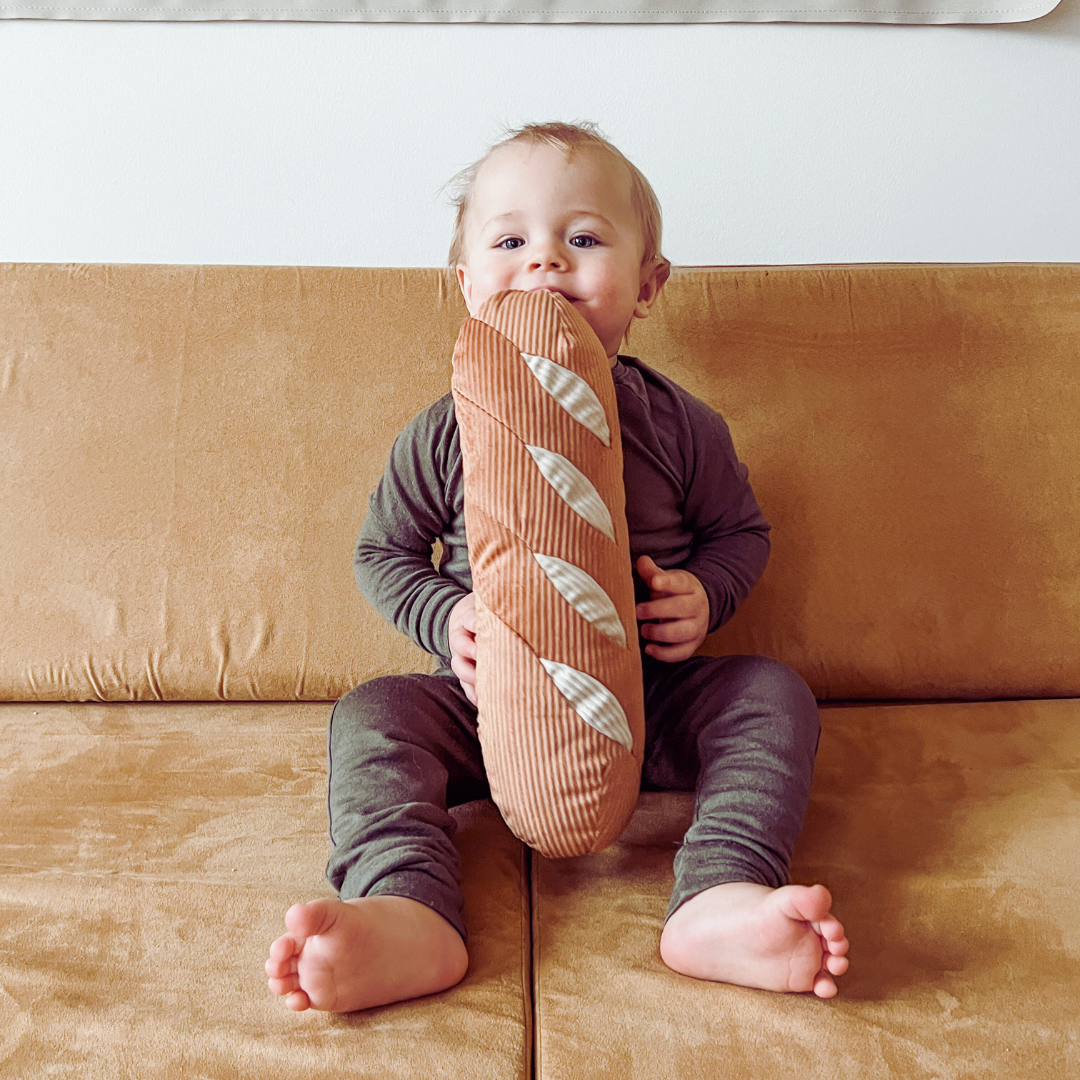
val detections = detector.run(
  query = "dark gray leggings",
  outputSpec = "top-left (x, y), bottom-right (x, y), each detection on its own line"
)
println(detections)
top-left (325, 654), bottom-right (820, 943)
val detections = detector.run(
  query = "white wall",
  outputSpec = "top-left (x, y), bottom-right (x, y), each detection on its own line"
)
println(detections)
top-left (2, 7), bottom-right (1079, 267)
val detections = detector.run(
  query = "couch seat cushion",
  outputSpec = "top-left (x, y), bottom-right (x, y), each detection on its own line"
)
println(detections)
top-left (0, 703), bottom-right (531, 1079)
top-left (532, 698), bottom-right (1080, 1079)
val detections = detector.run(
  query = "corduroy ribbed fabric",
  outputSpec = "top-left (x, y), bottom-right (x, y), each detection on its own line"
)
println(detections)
top-left (452, 290), bottom-right (644, 858)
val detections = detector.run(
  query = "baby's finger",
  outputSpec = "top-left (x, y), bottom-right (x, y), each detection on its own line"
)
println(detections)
top-left (643, 639), bottom-right (700, 663)
top-left (658, 569), bottom-right (699, 594)
top-left (451, 653), bottom-right (476, 684)
top-left (636, 594), bottom-right (697, 622)
top-left (635, 554), bottom-right (669, 590)
top-left (640, 617), bottom-right (700, 645)
top-left (451, 629), bottom-right (477, 660)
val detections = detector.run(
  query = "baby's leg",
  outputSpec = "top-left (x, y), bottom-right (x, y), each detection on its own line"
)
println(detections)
top-left (266, 672), bottom-right (485, 1012)
top-left (642, 654), bottom-right (848, 997)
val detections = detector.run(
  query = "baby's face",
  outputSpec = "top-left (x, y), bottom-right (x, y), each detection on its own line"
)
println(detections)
top-left (456, 141), bottom-right (665, 362)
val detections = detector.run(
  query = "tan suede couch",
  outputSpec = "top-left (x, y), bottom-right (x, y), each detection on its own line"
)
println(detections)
top-left (2, 263), bottom-right (1078, 1079)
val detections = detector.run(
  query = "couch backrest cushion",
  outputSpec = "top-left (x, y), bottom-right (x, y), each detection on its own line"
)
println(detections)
top-left (2, 265), bottom-right (455, 701)
top-left (637, 264), bottom-right (1080, 699)
top-left (2, 263), bottom-right (1078, 701)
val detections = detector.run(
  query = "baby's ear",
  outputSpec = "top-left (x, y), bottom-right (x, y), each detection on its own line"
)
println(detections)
top-left (456, 265), bottom-right (476, 315)
top-left (635, 259), bottom-right (670, 319)
top-left (650, 258), bottom-right (672, 294)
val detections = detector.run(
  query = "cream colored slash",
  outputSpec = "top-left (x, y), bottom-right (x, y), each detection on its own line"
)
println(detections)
top-left (538, 658), bottom-right (634, 753)
top-left (524, 445), bottom-right (615, 541)
top-left (532, 553), bottom-right (627, 646)
top-left (520, 352), bottom-right (611, 446)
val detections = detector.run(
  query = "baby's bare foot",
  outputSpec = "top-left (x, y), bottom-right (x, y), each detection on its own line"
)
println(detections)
top-left (265, 895), bottom-right (468, 1013)
top-left (659, 882), bottom-right (849, 998)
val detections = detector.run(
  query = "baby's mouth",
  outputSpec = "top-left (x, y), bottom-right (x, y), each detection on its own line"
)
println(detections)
top-left (535, 286), bottom-right (579, 302)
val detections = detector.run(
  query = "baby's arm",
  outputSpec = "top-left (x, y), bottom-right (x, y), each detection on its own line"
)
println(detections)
top-left (678, 398), bottom-right (771, 635)
top-left (353, 396), bottom-right (469, 663)
top-left (627, 380), bottom-right (769, 657)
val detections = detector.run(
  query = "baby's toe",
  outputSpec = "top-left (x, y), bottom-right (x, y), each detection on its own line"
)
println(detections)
top-left (285, 898), bottom-right (336, 940)
top-left (285, 989), bottom-right (311, 1012)
top-left (828, 936), bottom-right (849, 957)
top-left (812, 971), bottom-right (838, 999)
top-left (268, 973), bottom-right (300, 997)
top-left (816, 911), bottom-right (839, 933)
top-left (825, 953), bottom-right (849, 976)
top-left (265, 939), bottom-right (299, 977)
top-left (818, 916), bottom-right (848, 948)
top-left (783, 884), bottom-right (833, 925)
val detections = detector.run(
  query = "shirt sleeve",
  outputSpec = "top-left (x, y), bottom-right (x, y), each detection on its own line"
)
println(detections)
top-left (679, 396), bottom-right (772, 634)
top-left (352, 396), bottom-right (469, 662)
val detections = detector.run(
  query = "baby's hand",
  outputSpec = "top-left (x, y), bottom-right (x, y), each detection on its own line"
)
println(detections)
top-left (448, 592), bottom-right (478, 705)
top-left (635, 556), bottom-right (710, 663)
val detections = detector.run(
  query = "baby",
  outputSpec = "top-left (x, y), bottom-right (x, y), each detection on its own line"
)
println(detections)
top-left (265, 122), bottom-right (849, 1013)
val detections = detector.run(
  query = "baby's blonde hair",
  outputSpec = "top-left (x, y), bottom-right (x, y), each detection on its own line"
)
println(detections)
top-left (445, 121), bottom-right (669, 275)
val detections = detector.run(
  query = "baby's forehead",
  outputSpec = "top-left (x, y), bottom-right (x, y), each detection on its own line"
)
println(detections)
top-left (470, 141), bottom-right (635, 217)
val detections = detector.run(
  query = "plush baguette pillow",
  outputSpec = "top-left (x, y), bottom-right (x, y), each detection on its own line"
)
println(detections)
top-left (451, 288), bottom-right (644, 858)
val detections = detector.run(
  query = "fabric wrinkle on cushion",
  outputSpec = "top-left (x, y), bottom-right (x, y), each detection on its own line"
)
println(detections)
top-left (452, 288), bottom-right (644, 858)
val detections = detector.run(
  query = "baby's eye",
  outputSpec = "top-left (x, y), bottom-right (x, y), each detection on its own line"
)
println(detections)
top-left (570, 235), bottom-right (599, 248)
top-left (498, 237), bottom-right (525, 250)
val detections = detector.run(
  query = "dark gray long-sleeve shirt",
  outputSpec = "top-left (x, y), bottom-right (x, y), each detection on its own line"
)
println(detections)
top-left (354, 355), bottom-right (771, 667)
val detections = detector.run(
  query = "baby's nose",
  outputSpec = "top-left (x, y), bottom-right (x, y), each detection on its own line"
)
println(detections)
top-left (528, 240), bottom-right (569, 271)
top-left (529, 253), bottom-right (568, 271)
